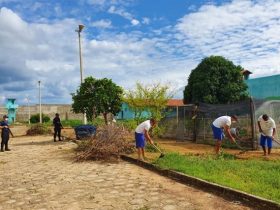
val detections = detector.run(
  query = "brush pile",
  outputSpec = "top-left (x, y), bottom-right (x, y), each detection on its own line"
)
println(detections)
top-left (76, 124), bottom-right (135, 161)
top-left (26, 124), bottom-right (52, 136)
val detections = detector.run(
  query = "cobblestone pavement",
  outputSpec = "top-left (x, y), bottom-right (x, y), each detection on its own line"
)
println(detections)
top-left (0, 136), bottom-right (251, 210)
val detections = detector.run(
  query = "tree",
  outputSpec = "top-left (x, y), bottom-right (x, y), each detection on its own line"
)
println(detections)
top-left (71, 77), bottom-right (123, 124)
top-left (184, 56), bottom-right (249, 104)
top-left (123, 82), bottom-right (172, 123)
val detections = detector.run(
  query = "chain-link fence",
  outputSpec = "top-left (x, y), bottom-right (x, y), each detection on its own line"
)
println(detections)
top-left (162, 98), bottom-right (256, 149)
top-left (162, 98), bottom-right (280, 150)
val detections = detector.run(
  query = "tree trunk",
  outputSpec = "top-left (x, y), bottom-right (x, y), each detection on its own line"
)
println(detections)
top-left (103, 112), bottom-right (108, 125)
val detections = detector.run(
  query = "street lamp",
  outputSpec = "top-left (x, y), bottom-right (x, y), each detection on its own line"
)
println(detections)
top-left (38, 81), bottom-right (42, 123)
top-left (25, 96), bottom-right (31, 124)
top-left (75, 24), bottom-right (87, 124)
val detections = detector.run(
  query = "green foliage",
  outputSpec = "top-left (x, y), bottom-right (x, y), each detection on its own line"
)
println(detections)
top-left (154, 153), bottom-right (280, 203)
top-left (123, 82), bottom-right (172, 123)
top-left (184, 56), bottom-right (249, 104)
top-left (117, 119), bottom-right (138, 131)
top-left (30, 113), bottom-right (50, 123)
top-left (61, 120), bottom-right (82, 127)
top-left (71, 77), bottom-right (123, 124)
top-left (61, 118), bottom-right (106, 128)
top-left (91, 117), bottom-right (106, 127)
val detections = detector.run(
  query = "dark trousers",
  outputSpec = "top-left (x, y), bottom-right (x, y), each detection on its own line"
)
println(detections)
top-left (1, 133), bottom-right (9, 150)
top-left (54, 127), bottom-right (61, 141)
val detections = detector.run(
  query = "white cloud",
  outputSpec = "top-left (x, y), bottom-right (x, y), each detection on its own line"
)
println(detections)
top-left (108, 5), bottom-right (140, 26)
top-left (175, 0), bottom-right (280, 78)
top-left (90, 19), bottom-right (112, 28)
top-left (142, 17), bottom-right (150, 25)
top-left (0, 7), bottom-right (189, 104)
top-left (131, 19), bottom-right (139, 26)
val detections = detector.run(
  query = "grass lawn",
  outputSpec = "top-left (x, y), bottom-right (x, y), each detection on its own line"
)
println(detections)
top-left (153, 153), bottom-right (280, 203)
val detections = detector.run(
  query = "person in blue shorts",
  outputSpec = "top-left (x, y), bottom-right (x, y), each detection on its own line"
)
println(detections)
top-left (257, 114), bottom-right (276, 156)
top-left (211, 115), bottom-right (237, 154)
top-left (135, 118), bottom-right (157, 160)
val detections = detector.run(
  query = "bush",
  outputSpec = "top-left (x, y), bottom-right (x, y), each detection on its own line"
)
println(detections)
top-left (91, 117), bottom-right (105, 127)
top-left (26, 124), bottom-right (52, 135)
top-left (30, 113), bottom-right (50, 123)
top-left (117, 119), bottom-right (138, 131)
top-left (61, 119), bottom-right (83, 127)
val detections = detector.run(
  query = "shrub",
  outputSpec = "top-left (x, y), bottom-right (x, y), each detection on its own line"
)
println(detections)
top-left (30, 113), bottom-right (50, 123)
top-left (61, 119), bottom-right (83, 127)
top-left (117, 119), bottom-right (138, 131)
top-left (26, 124), bottom-right (52, 135)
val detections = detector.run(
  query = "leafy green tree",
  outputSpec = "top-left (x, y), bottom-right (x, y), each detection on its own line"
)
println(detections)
top-left (71, 77), bottom-right (123, 124)
top-left (30, 113), bottom-right (50, 123)
top-left (184, 56), bottom-right (249, 104)
top-left (124, 82), bottom-right (172, 123)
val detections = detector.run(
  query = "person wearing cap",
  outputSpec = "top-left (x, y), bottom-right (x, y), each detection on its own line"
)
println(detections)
top-left (211, 115), bottom-right (237, 154)
top-left (257, 114), bottom-right (276, 156)
top-left (53, 113), bottom-right (63, 142)
top-left (0, 115), bottom-right (11, 152)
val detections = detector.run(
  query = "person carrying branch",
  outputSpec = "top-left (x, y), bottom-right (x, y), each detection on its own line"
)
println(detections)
top-left (257, 114), bottom-right (276, 156)
top-left (211, 115), bottom-right (238, 154)
top-left (53, 113), bottom-right (63, 142)
top-left (135, 118), bottom-right (157, 161)
top-left (0, 115), bottom-right (13, 152)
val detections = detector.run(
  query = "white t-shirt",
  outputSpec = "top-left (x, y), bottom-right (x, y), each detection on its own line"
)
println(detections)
top-left (213, 116), bottom-right (231, 128)
top-left (258, 115), bottom-right (276, 136)
top-left (135, 120), bottom-right (151, 134)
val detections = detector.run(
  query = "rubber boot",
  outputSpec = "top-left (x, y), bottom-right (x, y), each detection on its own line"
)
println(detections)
top-left (5, 144), bottom-right (11, 151)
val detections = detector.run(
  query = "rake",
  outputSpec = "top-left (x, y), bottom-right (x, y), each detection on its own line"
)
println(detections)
top-left (151, 143), bottom-right (165, 158)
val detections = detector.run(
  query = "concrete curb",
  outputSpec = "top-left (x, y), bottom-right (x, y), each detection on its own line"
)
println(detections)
top-left (121, 155), bottom-right (280, 210)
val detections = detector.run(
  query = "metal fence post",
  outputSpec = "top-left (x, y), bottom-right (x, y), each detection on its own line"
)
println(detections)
top-left (249, 97), bottom-right (257, 149)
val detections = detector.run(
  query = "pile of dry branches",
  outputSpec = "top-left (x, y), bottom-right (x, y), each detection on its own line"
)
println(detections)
top-left (76, 124), bottom-right (134, 161)
top-left (26, 124), bottom-right (52, 136)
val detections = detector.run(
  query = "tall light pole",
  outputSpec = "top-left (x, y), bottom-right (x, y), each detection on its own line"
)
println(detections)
top-left (76, 24), bottom-right (87, 124)
top-left (26, 96), bottom-right (31, 124)
top-left (38, 81), bottom-right (42, 123)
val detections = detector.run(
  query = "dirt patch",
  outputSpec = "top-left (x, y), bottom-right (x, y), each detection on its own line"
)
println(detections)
top-left (141, 138), bottom-right (280, 161)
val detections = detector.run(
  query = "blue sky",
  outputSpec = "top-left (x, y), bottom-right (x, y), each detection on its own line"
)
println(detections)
top-left (1, 0), bottom-right (280, 105)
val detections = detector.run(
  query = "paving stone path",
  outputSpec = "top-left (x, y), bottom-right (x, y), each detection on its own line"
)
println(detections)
top-left (0, 136), bottom-right (251, 210)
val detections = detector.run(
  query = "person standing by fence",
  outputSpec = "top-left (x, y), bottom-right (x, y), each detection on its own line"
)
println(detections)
top-left (53, 113), bottom-right (63, 142)
top-left (211, 115), bottom-right (237, 154)
top-left (257, 114), bottom-right (276, 156)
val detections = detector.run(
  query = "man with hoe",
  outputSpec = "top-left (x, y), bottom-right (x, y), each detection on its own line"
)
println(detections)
top-left (211, 115), bottom-right (238, 154)
top-left (257, 114), bottom-right (276, 156)
top-left (135, 118), bottom-right (157, 160)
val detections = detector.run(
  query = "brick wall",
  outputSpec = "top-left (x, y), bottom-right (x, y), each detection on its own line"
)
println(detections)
top-left (0, 104), bottom-right (83, 122)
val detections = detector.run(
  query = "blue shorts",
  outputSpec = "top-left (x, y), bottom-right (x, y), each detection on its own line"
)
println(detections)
top-left (260, 134), bottom-right (272, 148)
top-left (211, 124), bottom-right (224, 141)
top-left (135, 132), bottom-right (145, 148)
